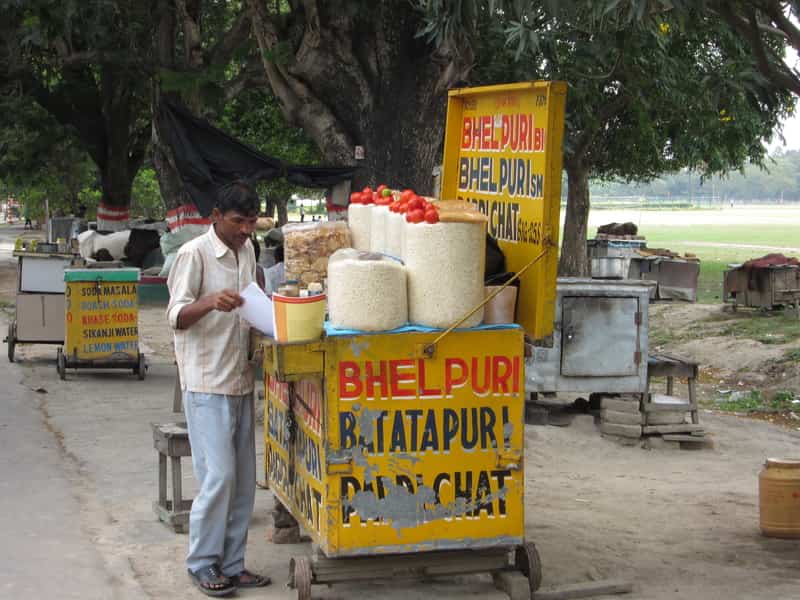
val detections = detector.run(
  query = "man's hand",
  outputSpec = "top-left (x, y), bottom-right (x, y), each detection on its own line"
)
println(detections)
top-left (208, 289), bottom-right (244, 312)
top-left (176, 289), bottom-right (243, 329)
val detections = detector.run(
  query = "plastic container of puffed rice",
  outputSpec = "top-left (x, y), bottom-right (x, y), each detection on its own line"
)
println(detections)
top-left (347, 204), bottom-right (372, 251)
top-left (385, 211), bottom-right (405, 259)
top-left (369, 205), bottom-right (390, 254)
top-left (405, 220), bottom-right (486, 328)
top-left (327, 249), bottom-right (408, 331)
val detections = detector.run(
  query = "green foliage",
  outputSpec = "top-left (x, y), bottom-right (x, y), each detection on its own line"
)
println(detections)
top-left (716, 389), bottom-right (798, 413)
top-left (0, 94), bottom-right (99, 219)
top-left (131, 167), bottom-right (165, 220)
top-left (785, 348), bottom-right (800, 362)
top-left (592, 150), bottom-right (800, 201)
top-left (219, 87), bottom-right (323, 205)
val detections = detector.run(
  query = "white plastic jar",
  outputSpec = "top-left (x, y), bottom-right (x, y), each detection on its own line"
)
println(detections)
top-left (405, 221), bottom-right (486, 328)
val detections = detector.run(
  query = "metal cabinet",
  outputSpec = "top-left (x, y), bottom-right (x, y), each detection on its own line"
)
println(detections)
top-left (526, 278), bottom-right (653, 396)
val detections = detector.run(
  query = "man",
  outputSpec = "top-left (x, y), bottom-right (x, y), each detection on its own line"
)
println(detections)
top-left (167, 181), bottom-right (270, 597)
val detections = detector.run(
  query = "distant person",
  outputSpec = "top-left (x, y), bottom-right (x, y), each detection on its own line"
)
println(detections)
top-left (299, 204), bottom-right (305, 222)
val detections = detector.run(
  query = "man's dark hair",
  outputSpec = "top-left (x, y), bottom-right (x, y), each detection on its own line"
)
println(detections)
top-left (215, 181), bottom-right (259, 216)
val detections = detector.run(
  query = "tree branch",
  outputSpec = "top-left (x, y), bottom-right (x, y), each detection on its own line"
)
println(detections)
top-left (223, 60), bottom-right (269, 103)
top-left (208, 10), bottom-right (252, 67)
top-left (717, 3), bottom-right (800, 95)
top-left (759, 0), bottom-right (800, 50)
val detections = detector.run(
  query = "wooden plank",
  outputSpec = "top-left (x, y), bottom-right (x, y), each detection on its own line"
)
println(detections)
top-left (534, 579), bottom-right (633, 600)
top-left (311, 549), bottom-right (510, 584)
top-left (600, 423), bottom-right (641, 438)
top-left (662, 434), bottom-right (708, 443)
top-left (643, 424), bottom-right (704, 434)
top-left (642, 402), bottom-right (697, 413)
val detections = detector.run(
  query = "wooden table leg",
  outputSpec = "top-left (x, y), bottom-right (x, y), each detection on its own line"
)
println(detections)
top-left (171, 456), bottom-right (183, 509)
top-left (158, 453), bottom-right (167, 508)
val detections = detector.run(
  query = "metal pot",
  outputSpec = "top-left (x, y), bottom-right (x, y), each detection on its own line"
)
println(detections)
top-left (591, 256), bottom-right (626, 279)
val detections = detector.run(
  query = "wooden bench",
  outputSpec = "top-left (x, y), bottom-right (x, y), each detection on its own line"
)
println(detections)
top-left (152, 422), bottom-right (192, 533)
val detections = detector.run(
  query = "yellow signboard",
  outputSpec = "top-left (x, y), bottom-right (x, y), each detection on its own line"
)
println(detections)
top-left (440, 81), bottom-right (567, 342)
top-left (65, 280), bottom-right (139, 360)
top-left (264, 328), bottom-right (525, 557)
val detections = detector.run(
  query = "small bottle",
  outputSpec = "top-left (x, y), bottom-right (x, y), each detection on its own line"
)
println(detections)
top-left (307, 282), bottom-right (323, 295)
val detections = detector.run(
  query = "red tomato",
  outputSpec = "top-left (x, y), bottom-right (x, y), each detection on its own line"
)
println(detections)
top-left (408, 197), bottom-right (423, 211)
top-left (424, 209), bottom-right (439, 224)
top-left (360, 192), bottom-right (373, 204)
top-left (377, 184), bottom-right (387, 194)
top-left (350, 192), bottom-right (361, 204)
top-left (397, 202), bottom-right (409, 213)
top-left (408, 209), bottom-right (425, 223)
top-left (400, 189), bottom-right (414, 203)
top-left (362, 187), bottom-right (372, 195)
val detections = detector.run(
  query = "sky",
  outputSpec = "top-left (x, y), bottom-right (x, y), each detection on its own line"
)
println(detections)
top-left (771, 112), bottom-right (800, 152)
top-left (769, 45), bottom-right (800, 153)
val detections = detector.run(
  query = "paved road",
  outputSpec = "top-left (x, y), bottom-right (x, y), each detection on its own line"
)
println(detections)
top-left (0, 332), bottom-right (147, 599)
top-left (0, 225), bottom-right (145, 598)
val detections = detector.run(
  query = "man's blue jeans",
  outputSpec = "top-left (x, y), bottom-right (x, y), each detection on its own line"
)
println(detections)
top-left (183, 391), bottom-right (255, 575)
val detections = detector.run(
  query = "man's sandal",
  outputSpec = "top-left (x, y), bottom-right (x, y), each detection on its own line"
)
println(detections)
top-left (188, 564), bottom-right (236, 597)
top-left (229, 569), bottom-right (271, 588)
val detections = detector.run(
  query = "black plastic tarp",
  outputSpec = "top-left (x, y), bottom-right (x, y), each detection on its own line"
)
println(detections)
top-left (157, 100), bottom-right (357, 216)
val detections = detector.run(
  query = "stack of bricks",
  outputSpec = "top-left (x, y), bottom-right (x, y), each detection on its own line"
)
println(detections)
top-left (599, 394), bottom-right (642, 440)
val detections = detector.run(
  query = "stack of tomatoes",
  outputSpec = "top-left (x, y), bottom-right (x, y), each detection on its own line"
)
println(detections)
top-left (350, 185), bottom-right (440, 224)
top-left (389, 189), bottom-right (439, 224)
top-left (349, 184), bottom-right (393, 206)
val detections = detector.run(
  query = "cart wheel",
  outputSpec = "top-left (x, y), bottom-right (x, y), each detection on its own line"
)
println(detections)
top-left (289, 556), bottom-right (313, 600)
top-left (135, 353), bottom-right (146, 380)
top-left (7, 322), bottom-right (15, 362)
top-left (515, 542), bottom-right (543, 593)
top-left (57, 347), bottom-right (66, 380)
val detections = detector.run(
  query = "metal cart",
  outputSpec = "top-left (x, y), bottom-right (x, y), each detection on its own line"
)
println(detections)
top-left (5, 250), bottom-right (74, 362)
top-left (58, 267), bottom-right (145, 379)
top-left (261, 327), bottom-right (541, 599)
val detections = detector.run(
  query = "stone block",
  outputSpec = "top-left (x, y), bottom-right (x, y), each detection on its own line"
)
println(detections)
top-left (601, 409), bottom-right (643, 425)
top-left (599, 422), bottom-right (641, 439)
top-left (600, 398), bottom-right (641, 413)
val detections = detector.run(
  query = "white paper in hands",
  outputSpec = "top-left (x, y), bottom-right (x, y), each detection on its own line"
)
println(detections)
top-left (239, 282), bottom-right (274, 336)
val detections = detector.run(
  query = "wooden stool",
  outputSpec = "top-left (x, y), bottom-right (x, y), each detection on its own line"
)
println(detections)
top-left (152, 422), bottom-right (192, 533)
top-left (643, 353), bottom-right (703, 441)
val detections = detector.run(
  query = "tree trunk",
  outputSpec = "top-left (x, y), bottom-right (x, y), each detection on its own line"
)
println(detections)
top-left (151, 0), bottom-right (253, 234)
top-left (276, 198), bottom-right (287, 226)
top-left (95, 64), bottom-right (146, 231)
top-left (558, 157), bottom-right (591, 277)
top-left (248, 1), bottom-right (471, 195)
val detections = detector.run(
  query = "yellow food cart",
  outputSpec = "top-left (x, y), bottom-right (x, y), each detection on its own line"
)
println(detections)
top-left (58, 267), bottom-right (145, 379)
top-left (263, 326), bottom-right (539, 597)
top-left (261, 81), bottom-right (567, 599)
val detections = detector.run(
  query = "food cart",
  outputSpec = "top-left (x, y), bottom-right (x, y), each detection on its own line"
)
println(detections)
top-left (58, 268), bottom-right (145, 379)
top-left (260, 81), bottom-right (567, 599)
top-left (5, 249), bottom-right (75, 362)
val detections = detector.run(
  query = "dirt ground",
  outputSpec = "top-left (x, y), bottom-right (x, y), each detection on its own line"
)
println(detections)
top-left (2, 224), bottom-right (800, 599)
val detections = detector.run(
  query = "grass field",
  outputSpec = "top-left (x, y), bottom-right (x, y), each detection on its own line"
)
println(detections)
top-left (585, 205), bottom-right (800, 303)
